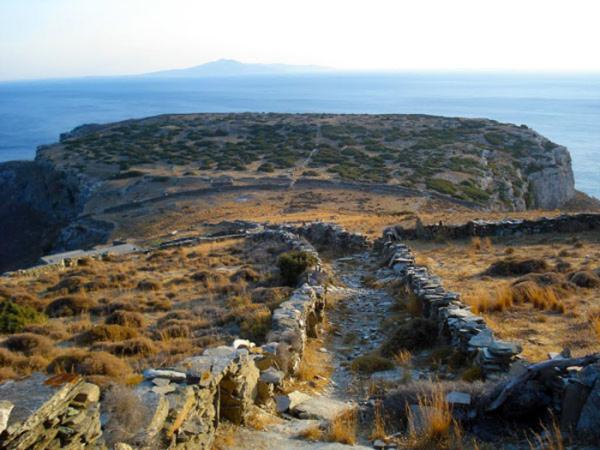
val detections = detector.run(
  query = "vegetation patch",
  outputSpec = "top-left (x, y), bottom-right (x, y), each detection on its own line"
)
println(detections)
top-left (278, 250), bottom-right (318, 286)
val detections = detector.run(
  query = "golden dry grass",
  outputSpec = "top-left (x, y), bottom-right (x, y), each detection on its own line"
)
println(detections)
top-left (0, 237), bottom-right (293, 382)
top-left (400, 386), bottom-right (462, 450)
top-left (412, 231), bottom-right (600, 361)
top-left (292, 338), bottom-right (333, 393)
top-left (326, 409), bottom-right (358, 445)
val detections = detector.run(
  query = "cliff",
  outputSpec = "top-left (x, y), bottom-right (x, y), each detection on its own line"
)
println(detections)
top-left (0, 161), bottom-right (111, 273)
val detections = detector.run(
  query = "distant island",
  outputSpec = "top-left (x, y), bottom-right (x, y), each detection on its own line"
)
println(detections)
top-left (142, 59), bottom-right (332, 78)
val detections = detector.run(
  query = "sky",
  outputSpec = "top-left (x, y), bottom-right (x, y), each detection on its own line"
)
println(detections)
top-left (1, 0), bottom-right (600, 81)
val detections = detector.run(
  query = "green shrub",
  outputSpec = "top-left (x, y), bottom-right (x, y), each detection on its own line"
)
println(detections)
top-left (426, 179), bottom-right (457, 196)
top-left (0, 301), bottom-right (46, 333)
top-left (278, 251), bottom-right (318, 286)
top-left (257, 163), bottom-right (275, 172)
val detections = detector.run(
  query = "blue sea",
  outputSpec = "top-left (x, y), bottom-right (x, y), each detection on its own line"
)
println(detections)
top-left (1, 72), bottom-right (599, 198)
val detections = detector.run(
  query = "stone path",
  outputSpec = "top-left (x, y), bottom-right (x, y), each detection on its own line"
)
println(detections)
top-left (326, 253), bottom-right (397, 400)
top-left (225, 251), bottom-right (398, 449)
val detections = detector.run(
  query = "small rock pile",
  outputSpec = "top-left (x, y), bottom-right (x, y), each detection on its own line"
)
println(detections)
top-left (381, 236), bottom-right (521, 376)
top-left (384, 213), bottom-right (600, 241)
top-left (0, 373), bottom-right (101, 449)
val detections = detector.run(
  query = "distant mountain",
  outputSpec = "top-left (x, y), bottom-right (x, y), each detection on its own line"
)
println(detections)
top-left (144, 59), bottom-right (331, 78)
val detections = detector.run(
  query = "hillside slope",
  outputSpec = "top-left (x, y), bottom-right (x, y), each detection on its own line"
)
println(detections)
top-left (41, 113), bottom-right (576, 210)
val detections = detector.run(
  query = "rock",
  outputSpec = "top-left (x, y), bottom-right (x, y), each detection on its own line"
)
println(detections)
top-left (576, 378), bottom-right (600, 437)
top-left (0, 400), bottom-right (14, 434)
top-left (151, 377), bottom-right (172, 387)
top-left (276, 391), bottom-right (312, 413)
top-left (143, 368), bottom-right (186, 382)
top-left (291, 396), bottom-right (352, 422)
top-left (260, 367), bottom-right (285, 385)
top-left (151, 384), bottom-right (177, 395)
top-left (560, 381), bottom-right (591, 431)
top-left (114, 444), bottom-right (133, 450)
top-left (73, 383), bottom-right (100, 404)
top-left (446, 391), bottom-right (471, 406)
top-left (234, 338), bottom-right (256, 349)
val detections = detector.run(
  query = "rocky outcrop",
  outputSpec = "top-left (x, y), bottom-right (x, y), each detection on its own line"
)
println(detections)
top-left (527, 145), bottom-right (576, 209)
top-left (0, 161), bottom-right (111, 273)
top-left (0, 374), bottom-right (101, 449)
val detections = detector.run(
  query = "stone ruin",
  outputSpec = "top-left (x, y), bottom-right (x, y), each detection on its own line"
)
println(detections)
top-left (385, 212), bottom-right (600, 241)
top-left (380, 233), bottom-right (522, 376)
top-left (0, 224), bottom-right (345, 449)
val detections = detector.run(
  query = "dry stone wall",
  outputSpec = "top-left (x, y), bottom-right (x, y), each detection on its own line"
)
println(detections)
top-left (272, 222), bottom-right (368, 253)
top-left (381, 234), bottom-right (521, 377)
top-left (385, 213), bottom-right (600, 241)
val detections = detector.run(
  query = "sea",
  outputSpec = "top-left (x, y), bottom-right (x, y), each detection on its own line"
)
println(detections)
top-left (1, 72), bottom-right (599, 198)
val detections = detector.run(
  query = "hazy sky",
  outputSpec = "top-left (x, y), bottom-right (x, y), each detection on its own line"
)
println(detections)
top-left (1, 0), bottom-right (599, 81)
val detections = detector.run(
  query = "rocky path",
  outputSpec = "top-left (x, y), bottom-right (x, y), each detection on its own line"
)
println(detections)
top-left (325, 253), bottom-right (397, 400)
top-left (225, 251), bottom-right (397, 449)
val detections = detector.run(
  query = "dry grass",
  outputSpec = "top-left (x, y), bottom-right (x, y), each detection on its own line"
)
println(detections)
top-left (294, 338), bottom-right (333, 392)
top-left (412, 231), bottom-right (600, 361)
top-left (0, 237), bottom-right (296, 381)
top-left (400, 387), bottom-right (461, 450)
top-left (370, 400), bottom-right (387, 441)
top-left (326, 409), bottom-right (358, 445)
top-left (102, 383), bottom-right (151, 447)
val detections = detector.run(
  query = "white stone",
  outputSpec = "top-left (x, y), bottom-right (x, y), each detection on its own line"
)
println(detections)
top-left (0, 401), bottom-right (13, 434)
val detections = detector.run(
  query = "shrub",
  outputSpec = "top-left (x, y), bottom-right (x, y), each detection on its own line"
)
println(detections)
top-left (93, 337), bottom-right (158, 357)
top-left (47, 350), bottom-right (132, 378)
top-left (136, 279), bottom-right (162, 291)
top-left (381, 318), bottom-right (438, 356)
top-left (350, 354), bottom-right (395, 374)
top-left (3, 333), bottom-right (53, 356)
top-left (278, 250), bottom-right (318, 286)
top-left (48, 275), bottom-right (87, 294)
top-left (79, 324), bottom-right (140, 344)
top-left (485, 257), bottom-right (549, 276)
top-left (105, 311), bottom-right (145, 328)
top-left (0, 301), bottom-right (46, 333)
top-left (426, 179), bottom-right (457, 196)
top-left (239, 306), bottom-right (271, 342)
top-left (45, 296), bottom-right (96, 317)
top-left (569, 271), bottom-right (600, 288)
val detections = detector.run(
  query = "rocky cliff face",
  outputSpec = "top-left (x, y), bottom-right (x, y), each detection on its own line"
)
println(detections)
top-left (527, 145), bottom-right (576, 209)
top-left (0, 161), bottom-right (110, 272)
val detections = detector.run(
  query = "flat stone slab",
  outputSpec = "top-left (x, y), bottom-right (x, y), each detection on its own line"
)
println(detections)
top-left (291, 396), bottom-right (353, 421)
top-left (228, 428), bottom-right (372, 449)
top-left (446, 391), bottom-right (471, 406)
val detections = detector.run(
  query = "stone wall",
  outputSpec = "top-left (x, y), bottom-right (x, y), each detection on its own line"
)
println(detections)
top-left (385, 213), bottom-right (600, 241)
top-left (0, 228), bottom-right (330, 450)
top-left (0, 374), bottom-right (101, 449)
top-left (276, 222), bottom-right (368, 253)
top-left (380, 235), bottom-right (521, 377)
